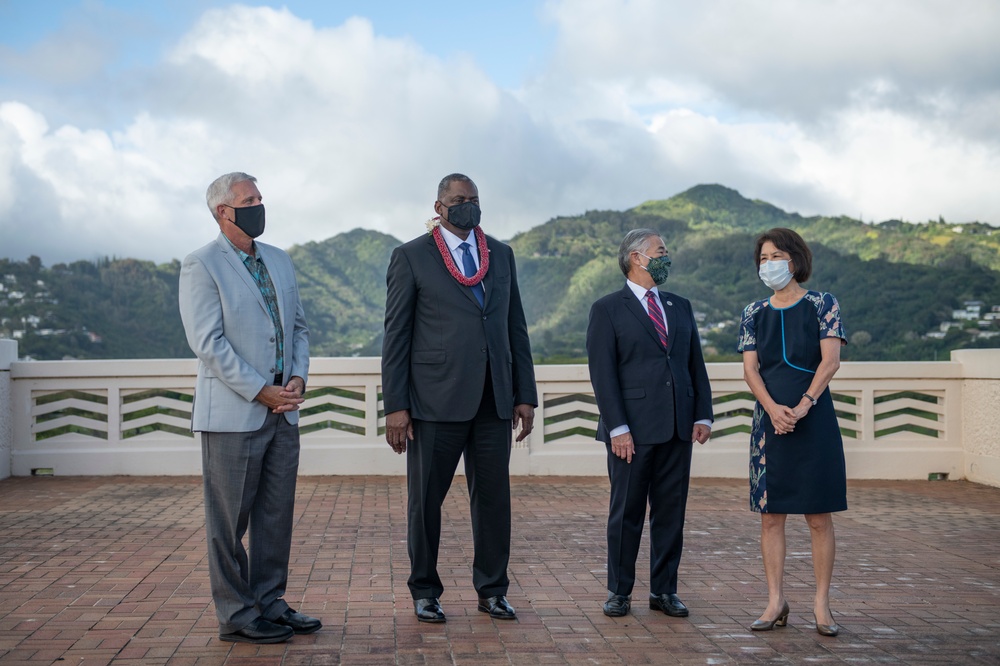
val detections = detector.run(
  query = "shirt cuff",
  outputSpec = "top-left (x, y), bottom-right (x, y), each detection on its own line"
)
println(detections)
top-left (609, 425), bottom-right (630, 438)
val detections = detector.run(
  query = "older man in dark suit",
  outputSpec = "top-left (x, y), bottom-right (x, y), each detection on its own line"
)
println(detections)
top-left (587, 229), bottom-right (713, 618)
top-left (381, 173), bottom-right (537, 623)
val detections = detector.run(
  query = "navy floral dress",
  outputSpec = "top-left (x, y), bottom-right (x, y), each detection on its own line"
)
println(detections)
top-left (737, 291), bottom-right (848, 514)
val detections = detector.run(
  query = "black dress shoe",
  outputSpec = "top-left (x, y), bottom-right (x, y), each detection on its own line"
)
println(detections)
top-left (273, 608), bottom-right (322, 634)
top-left (477, 595), bottom-right (516, 619)
top-left (219, 617), bottom-right (294, 644)
top-left (603, 592), bottom-right (631, 617)
top-left (649, 593), bottom-right (689, 617)
top-left (414, 597), bottom-right (446, 623)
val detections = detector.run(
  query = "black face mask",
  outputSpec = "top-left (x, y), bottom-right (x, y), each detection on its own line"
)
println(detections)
top-left (441, 200), bottom-right (481, 231)
top-left (226, 204), bottom-right (266, 238)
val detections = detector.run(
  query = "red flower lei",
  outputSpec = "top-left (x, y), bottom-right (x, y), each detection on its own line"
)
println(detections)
top-left (431, 223), bottom-right (489, 286)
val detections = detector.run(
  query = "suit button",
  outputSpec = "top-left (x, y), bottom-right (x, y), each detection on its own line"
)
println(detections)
top-left (481, 348), bottom-right (487, 353)
top-left (482, 315), bottom-right (487, 320)
top-left (269, 336), bottom-right (275, 342)
top-left (665, 382), bottom-right (671, 387)
top-left (269, 367), bottom-right (275, 373)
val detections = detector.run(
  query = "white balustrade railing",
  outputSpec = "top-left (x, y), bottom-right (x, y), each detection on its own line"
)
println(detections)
top-left (2, 345), bottom-right (999, 486)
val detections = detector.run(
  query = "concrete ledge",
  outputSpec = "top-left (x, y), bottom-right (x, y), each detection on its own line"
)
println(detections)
top-left (966, 452), bottom-right (1000, 488)
top-left (12, 445), bottom-right (203, 476)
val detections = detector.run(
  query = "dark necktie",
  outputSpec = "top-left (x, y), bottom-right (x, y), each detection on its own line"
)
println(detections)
top-left (646, 290), bottom-right (668, 348)
top-left (459, 242), bottom-right (485, 308)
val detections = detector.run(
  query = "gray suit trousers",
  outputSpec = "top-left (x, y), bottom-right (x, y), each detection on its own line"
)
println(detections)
top-left (201, 410), bottom-right (300, 633)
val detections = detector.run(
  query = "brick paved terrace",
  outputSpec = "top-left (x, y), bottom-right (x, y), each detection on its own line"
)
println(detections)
top-left (0, 476), bottom-right (998, 665)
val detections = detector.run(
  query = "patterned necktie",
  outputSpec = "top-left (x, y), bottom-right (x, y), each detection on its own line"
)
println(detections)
top-left (646, 290), bottom-right (668, 348)
top-left (459, 242), bottom-right (485, 308)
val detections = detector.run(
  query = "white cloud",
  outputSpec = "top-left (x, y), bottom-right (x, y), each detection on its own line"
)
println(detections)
top-left (541, 0), bottom-right (1000, 124)
top-left (1, 1), bottom-right (999, 265)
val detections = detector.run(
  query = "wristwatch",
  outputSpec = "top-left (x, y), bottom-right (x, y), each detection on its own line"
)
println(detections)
top-left (802, 393), bottom-right (818, 406)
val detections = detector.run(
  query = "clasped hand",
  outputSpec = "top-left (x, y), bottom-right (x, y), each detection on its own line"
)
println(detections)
top-left (769, 402), bottom-right (811, 435)
top-left (255, 378), bottom-right (305, 414)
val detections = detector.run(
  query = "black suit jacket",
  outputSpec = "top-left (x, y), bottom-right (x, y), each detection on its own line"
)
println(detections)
top-left (381, 232), bottom-right (537, 422)
top-left (587, 285), bottom-right (713, 445)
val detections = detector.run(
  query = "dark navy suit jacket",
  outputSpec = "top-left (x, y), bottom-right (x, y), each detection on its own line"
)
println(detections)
top-left (587, 285), bottom-right (713, 444)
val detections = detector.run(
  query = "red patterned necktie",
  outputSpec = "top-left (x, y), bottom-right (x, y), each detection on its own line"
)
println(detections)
top-left (646, 290), bottom-right (668, 348)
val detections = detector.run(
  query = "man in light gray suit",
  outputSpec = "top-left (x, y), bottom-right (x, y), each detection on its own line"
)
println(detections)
top-left (179, 172), bottom-right (320, 644)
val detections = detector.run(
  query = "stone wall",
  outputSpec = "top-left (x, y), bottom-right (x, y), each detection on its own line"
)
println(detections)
top-left (0, 340), bottom-right (15, 480)
top-left (954, 349), bottom-right (1000, 487)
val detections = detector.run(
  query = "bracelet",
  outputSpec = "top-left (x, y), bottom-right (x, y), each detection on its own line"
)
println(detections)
top-left (802, 393), bottom-right (818, 406)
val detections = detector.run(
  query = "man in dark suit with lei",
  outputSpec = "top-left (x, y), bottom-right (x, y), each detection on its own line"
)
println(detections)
top-left (381, 173), bottom-right (537, 623)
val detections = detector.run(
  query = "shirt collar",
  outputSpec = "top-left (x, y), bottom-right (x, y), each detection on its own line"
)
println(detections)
top-left (224, 234), bottom-right (257, 262)
top-left (626, 279), bottom-right (657, 301)
top-left (438, 225), bottom-right (474, 254)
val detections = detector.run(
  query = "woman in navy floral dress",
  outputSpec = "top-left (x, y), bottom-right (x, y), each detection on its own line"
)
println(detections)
top-left (737, 228), bottom-right (847, 637)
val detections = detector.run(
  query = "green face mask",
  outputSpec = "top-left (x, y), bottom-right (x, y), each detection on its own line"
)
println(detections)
top-left (639, 253), bottom-right (672, 285)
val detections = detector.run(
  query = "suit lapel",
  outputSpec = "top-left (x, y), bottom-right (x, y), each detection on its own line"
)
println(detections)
top-left (423, 234), bottom-right (482, 308)
top-left (480, 238), bottom-right (494, 309)
top-left (216, 234), bottom-right (269, 316)
top-left (659, 291), bottom-right (677, 353)
top-left (621, 286), bottom-right (665, 350)
top-left (257, 243), bottom-right (286, 324)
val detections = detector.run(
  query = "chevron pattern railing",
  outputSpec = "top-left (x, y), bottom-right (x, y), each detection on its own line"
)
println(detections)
top-left (5, 357), bottom-right (986, 480)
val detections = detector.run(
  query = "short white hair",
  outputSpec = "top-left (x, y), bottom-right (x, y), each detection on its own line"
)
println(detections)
top-left (618, 229), bottom-right (661, 276)
top-left (206, 172), bottom-right (256, 221)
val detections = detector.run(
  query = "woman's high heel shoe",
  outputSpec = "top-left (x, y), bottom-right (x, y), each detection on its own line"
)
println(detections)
top-left (814, 611), bottom-right (839, 637)
top-left (750, 601), bottom-right (790, 631)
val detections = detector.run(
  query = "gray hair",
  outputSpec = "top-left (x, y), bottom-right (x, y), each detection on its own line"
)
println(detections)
top-left (206, 172), bottom-right (256, 221)
top-left (437, 173), bottom-right (474, 200)
top-left (618, 229), bottom-right (661, 276)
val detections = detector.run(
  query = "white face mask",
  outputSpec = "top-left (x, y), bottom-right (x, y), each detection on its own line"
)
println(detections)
top-left (759, 259), bottom-right (793, 290)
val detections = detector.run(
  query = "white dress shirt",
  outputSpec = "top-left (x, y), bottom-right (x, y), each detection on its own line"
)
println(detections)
top-left (626, 278), bottom-right (668, 335)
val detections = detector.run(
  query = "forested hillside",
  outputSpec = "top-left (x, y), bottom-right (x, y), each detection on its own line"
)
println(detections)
top-left (3, 185), bottom-right (998, 362)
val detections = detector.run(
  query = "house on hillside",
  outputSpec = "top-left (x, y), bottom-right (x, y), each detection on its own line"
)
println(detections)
top-left (953, 306), bottom-right (981, 320)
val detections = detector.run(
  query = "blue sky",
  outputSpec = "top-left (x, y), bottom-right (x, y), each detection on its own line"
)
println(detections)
top-left (0, 1), bottom-right (553, 87)
top-left (1, 0), bottom-right (999, 263)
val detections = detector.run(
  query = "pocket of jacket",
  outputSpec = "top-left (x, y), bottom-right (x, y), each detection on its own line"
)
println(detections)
top-left (413, 350), bottom-right (446, 364)
top-left (622, 388), bottom-right (646, 399)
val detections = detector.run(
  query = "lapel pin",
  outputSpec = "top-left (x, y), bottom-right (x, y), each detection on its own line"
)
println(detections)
top-left (666, 300), bottom-right (673, 306)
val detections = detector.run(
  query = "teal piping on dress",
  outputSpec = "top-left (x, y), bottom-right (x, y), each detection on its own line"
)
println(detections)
top-left (778, 309), bottom-right (816, 374)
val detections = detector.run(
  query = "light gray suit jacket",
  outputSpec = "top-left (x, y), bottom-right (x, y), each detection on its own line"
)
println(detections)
top-left (179, 233), bottom-right (309, 432)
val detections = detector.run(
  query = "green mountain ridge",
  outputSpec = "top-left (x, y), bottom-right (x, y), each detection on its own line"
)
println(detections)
top-left (3, 184), bottom-right (999, 362)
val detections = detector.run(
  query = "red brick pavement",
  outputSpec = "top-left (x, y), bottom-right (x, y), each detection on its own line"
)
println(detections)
top-left (0, 475), bottom-right (998, 665)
